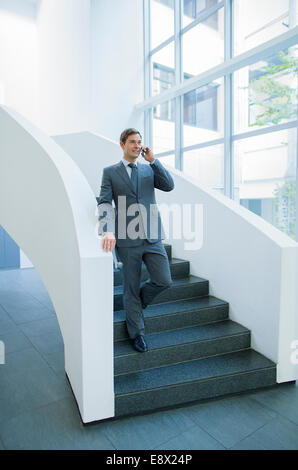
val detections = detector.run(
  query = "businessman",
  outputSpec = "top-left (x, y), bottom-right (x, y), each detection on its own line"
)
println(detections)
top-left (97, 128), bottom-right (174, 352)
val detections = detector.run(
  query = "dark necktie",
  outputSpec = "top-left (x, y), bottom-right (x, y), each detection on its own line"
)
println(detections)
top-left (128, 163), bottom-right (138, 194)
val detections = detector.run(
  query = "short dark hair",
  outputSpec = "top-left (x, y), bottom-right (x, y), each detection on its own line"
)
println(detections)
top-left (120, 128), bottom-right (142, 144)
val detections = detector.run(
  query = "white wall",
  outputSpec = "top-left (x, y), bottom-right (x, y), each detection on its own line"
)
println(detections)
top-left (37, 0), bottom-right (91, 135)
top-left (0, 0), bottom-right (92, 135)
top-left (0, 0), bottom-right (145, 266)
top-left (0, 0), bottom-right (144, 143)
top-left (0, 0), bottom-right (39, 268)
top-left (90, 0), bottom-right (144, 142)
top-left (53, 131), bottom-right (122, 196)
top-left (0, 0), bottom-right (39, 125)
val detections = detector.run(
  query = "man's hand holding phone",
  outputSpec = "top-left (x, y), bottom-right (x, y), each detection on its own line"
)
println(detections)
top-left (102, 232), bottom-right (116, 252)
top-left (141, 146), bottom-right (155, 164)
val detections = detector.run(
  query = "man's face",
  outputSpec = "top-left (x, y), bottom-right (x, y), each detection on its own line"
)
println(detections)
top-left (121, 133), bottom-right (142, 160)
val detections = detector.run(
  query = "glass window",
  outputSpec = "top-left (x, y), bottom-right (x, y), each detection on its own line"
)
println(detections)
top-left (146, 0), bottom-right (298, 236)
top-left (183, 0), bottom-right (221, 27)
top-left (183, 77), bottom-right (224, 147)
top-left (154, 98), bottom-right (175, 122)
top-left (182, 7), bottom-right (224, 78)
top-left (183, 144), bottom-right (224, 191)
top-left (234, 0), bottom-right (297, 56)
top-left (234, 128), bottom-right (297, 240)
top-left (151, 41), bottom-right (175, 96)
top-left (153, 100), bottom-right (175, 154)
top-left (234, 47), bottom-right (298, 134)
top-left (158, 154), bottom-right (175, 168)
top-left (150, 0), bottom-right (175, 50)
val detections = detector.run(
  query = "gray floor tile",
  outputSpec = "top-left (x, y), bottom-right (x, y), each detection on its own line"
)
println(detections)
top-left (230, 416), bottom-right (298, 450)
top-left (0, 268), bottom-right (43, 287)
top-left (96, 408), bottom-right (195, 450)
top-left (0, 348), bottom-right (71, 423)
top-left (0, 271), bottom-right (24, 291)
top-left (0, 397), bottom-right (115, 450)
top-left (0, 290), bottom-right (55, 324)
top-left (11, 270), bottom-right (47, 290)
top-left (18, 284), bottom-right (55, 311)
top-left (0, 327), bottom-right (32, 354)
top-left (19, 316), bottom-right (61, 338)
top-left (31, 293), bottom-right (55, 312)
top-left (180, 395), bottom-right (277, 448)
top-left (0, 347), bottom-right (48, 378)
top-left (41, 347), bottom-right (65, 376)
top-left (24, 331), bottom-right (63, 355)
top-left (4, 269), bottom-right (55, 310)
top-left (249, 382), bottom-right (298, 425)
top-left (154, 426), bottom-right (225, 450)
top-left (0, 305), bottom-right (16, 333)
top-left (0, 267), bottom-right (298, 450)
top-left (18, 317), bottom-right (63, 354)
top-left (0, 345), bottom-right (51, 374)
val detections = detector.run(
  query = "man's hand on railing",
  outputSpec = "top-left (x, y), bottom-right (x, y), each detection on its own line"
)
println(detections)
top-left (102, 232), bottom-right (116, 253)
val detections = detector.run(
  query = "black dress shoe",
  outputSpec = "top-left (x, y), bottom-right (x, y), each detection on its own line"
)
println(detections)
top-left (133, 335), bottom-right (149, 353)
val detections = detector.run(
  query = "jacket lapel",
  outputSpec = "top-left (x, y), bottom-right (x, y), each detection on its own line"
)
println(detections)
top-left (116, 161), bottom-right (146, 197)
top-left (137, 162), bottom-right (145, 197)
top-left (115, 161), bottom-right (135, 194)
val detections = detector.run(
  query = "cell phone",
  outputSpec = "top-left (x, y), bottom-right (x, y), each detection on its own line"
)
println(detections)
top-left (141, 148), bottom-right (147, 157)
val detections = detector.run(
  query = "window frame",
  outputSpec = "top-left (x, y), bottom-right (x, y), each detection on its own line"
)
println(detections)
top-left (142, 0), bottom-right (298, 239)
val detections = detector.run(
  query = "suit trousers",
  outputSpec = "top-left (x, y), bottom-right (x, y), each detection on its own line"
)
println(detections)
top-left (117, 240), bottom-right (172, 339)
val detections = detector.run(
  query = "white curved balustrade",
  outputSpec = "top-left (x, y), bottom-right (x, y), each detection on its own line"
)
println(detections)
top-left (0, 106), bottom-right (114, 423)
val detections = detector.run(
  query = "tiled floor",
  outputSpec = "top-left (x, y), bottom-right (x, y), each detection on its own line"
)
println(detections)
top-left (0, 267), bottom-right (298, 450)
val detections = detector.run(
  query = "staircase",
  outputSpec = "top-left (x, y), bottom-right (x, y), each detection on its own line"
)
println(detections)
top-left (113, 243), bottom-right (276, 418)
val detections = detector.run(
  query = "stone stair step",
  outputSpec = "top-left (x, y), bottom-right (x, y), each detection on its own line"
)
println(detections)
top-left (114, 275), bottom-right (209, 311)
top-left (114, 295), bottom-right (229, 340)
top-left (114, 319), bottom-right (250, 375)
top-left (114, 349), bottom-right (276, 417)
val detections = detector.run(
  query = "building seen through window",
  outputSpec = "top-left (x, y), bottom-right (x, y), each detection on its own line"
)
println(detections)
top-left (147, 0), bottom-right (298, 240)
top-left (183, 0), bottom-right (220, 28)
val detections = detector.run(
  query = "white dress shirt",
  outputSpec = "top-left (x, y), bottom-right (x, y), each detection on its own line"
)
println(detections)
top-left (122, 157), bottom-right (156, 178)
top-left (122, 158), bottom-right (138, 178)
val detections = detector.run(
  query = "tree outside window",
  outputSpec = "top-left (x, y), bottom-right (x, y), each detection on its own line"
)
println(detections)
top-left (247, 47), bottom-right (298, 239)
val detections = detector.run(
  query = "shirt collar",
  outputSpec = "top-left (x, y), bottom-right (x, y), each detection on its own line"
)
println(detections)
top-left (122, 158), bottom-right (138, 168)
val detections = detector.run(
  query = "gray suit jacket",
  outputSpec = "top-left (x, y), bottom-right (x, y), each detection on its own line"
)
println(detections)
top-left (97, 159), bottom-right (174, 247)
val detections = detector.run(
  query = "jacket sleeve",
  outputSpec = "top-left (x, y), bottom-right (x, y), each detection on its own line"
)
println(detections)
top-left (97, 168), bottom-right (115, 234)
top-left (150, 159), bottom-right (175, 192)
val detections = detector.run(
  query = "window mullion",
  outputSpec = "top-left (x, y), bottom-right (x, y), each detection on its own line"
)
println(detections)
top-left (224, 0), bottom-right (233, 198)
top-left (174, 0), bottom-right (183, 170)
top-left (143, 0), bottom-right (152, 147)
